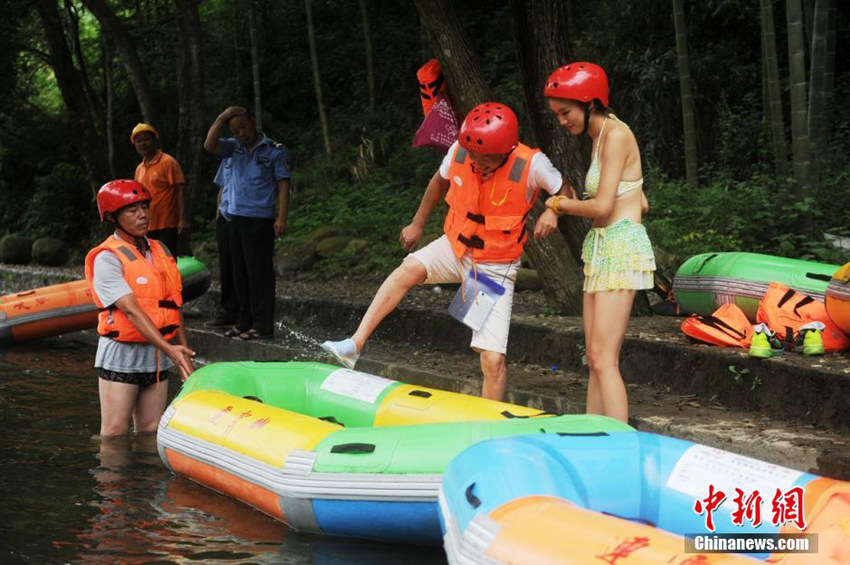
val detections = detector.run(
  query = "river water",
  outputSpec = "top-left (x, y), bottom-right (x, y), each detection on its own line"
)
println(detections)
top-left (0, 337), bottom-right (447, 564)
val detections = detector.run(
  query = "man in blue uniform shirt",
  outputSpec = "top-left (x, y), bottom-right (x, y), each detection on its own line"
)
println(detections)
top-left (204, 106), bottom-right (290, 340)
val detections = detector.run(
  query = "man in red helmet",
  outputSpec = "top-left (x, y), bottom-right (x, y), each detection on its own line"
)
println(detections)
top-left (84, 180), bottom-right (196, 436)
top-left (322, 102), bottom-right (570, 401)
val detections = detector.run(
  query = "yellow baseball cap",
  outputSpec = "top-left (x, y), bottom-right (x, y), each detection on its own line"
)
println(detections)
top-left (130, 123), bottom-right (159, 142)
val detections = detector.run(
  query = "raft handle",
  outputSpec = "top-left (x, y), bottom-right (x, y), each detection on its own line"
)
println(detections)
top-left (465, 484), bottom-right (481, 508)
top-left (242, 395), bottom-right (263, 403)
top-left (15, 290), bottom-right (37, 297)
top-left (692, 253), bottom-right (719, 274)
top-left (319, 415), bottom-right (344, 426)
top-left (330, 442), bottom-right (375, 454)
top-left (556, 431), bottom-right (610, 437)
top-left (805, 272), bottom-right (832, 282)
top-left (408, 390), bottom-right (432, 398)
top-left (501, 410), bottom-right (556, 419)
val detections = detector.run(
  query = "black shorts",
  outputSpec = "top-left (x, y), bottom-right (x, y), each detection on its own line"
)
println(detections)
top-left (98, 368), bottom-right (169, 388)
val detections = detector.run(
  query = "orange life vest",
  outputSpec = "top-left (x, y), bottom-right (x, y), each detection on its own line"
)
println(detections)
top-left (444, 143), bottom-right (541, 263)
top-left (681, 303), bottom-right (754, 348)
top-left (84, 235), bottom-right (183, 343)
top-left (756, 282), bottom-right (850, 352)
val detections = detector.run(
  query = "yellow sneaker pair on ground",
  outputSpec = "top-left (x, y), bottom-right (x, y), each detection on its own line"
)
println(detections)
top-left (749, 322), bottom-right (825, 358)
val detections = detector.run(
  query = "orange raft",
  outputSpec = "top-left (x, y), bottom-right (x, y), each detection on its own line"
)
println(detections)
top-left (826, 262), bottom-right (850, 336)
top-left (0, 256), bottom-right (210, 346)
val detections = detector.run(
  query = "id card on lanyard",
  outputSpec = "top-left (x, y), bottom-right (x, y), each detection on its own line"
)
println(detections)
top-left (448, 268), bottom-right (507, 331)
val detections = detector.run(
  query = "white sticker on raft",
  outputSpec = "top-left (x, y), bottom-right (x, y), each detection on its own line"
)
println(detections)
top-left (320, 369), bottom-right (396, 404)
top-left (666, 444), bottom-right (804, 509)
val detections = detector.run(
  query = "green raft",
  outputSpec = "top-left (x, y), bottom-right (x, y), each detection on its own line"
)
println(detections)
top-left (157, 361), bottom-right (632, 544)
top-left (673, 252), bottom-right (839, 320)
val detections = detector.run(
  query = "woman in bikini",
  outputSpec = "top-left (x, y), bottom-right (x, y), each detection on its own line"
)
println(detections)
top-left (543, 62), bottom-right (655, 423)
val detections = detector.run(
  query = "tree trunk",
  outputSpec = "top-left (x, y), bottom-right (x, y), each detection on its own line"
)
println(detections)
top-left (81, 0), bottom-right (160, 127)
top-left (672, 0), bottom-right (698, 187)
top-left (305, 0), bottom-right (332, 155)
top-left (248, 0), bottom-right (262, 130)
top-left (359, 0), bottom-right (376, 111)
top-left (415, 0), bottom-right (583, 314)
top-left (760, 0), bottom-right (789, 178)
top-left (174, 0), bottom-right (205, 253)
top-left (33, 0), bottom-right (109, 192)
top-left (786, 0), bottom-right (812, 222)
top-left (103, 37), bottom-right (116, 178)
top-left (508, 0), bottom-right (589, 263)
top-left (63, 0), bottom-right (104, 137)
top-left (819, 0), bottom-right (836, 143)
top-left (231, 0), bottom-right (243, 103)
top-left (807, 0), bottom-right (829, 188)
top-left (413, 0), bottom-right (488, 118)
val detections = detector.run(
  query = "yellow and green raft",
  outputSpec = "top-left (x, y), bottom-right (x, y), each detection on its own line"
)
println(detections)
top-left (156, 361), bottom-right (631, 544)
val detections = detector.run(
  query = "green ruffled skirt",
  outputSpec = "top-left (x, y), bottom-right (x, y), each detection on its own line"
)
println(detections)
top-left (581, 219), bottom-right (655, 293)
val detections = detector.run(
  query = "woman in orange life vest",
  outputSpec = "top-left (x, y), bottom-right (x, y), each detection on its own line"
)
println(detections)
top-left (322, 102), bottom-right (569, 401)
top-left (84, 180), bottom-right (196, 436)
top-left (543, 63), bottom-right (656, 423)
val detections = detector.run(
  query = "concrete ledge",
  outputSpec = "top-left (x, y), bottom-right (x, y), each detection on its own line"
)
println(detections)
top-left (190, 286), bottom-right (850, 433)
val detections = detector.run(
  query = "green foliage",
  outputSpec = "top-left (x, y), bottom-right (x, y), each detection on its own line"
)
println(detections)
top-left (2, 0), bottom-right (850, 277)
top-left (646, 157), bottom-right (850, 267)
top-left (22, 162), bottom-right (94, 244)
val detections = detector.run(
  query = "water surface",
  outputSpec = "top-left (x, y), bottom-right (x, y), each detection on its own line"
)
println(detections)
top-left (0, 337), bottom-right (446, 564)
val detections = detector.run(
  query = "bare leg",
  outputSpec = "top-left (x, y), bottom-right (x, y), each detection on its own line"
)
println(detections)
top-left (132, 380), bottom-right (169, 433)
top-left (99, 379), bottom-right (138, 436)
top-left (582, 292), bottom-right (604, 414)
top-left (585, 290), bottom-right (635, 423)
top-left (479, 350), bottom-right (507, 401)
top-left (351, 257), bottom-right (427, 351)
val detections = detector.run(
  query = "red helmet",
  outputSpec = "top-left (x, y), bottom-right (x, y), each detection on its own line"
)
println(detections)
top-left (543, 62), bottom-right (609, 107)
top-left (96, 180), bottom-right (151, 221)
top-left (459, 102), bottom-right (518, 154)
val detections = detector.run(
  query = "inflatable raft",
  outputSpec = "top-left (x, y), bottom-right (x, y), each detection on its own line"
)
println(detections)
top-left (156, 361), bottom-right (631, 544)
top-left (673, 252), bottom-right (839, 321)
top-left (440, 431), bottom-right (850, 564)
top-left (0, 256), bottom-right (210, 346)
top-left (826, 263), bottom-right (850, 336)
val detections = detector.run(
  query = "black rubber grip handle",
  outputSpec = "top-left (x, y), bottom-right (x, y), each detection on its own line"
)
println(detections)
top-left (466, 483), bottom-right (481, 508)
top-left (330, 443), bottom-right (375, 454)
top-left (408, 390), bottom-right (432, 398)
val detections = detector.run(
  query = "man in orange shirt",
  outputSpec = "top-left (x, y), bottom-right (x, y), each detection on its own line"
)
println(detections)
top-left (132, 123), bottom-right (188, 254)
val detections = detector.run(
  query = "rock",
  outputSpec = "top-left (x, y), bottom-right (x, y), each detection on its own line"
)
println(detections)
top-left (31, 237), bottom-right (68, 266)
top-left (341, 238), bottom-right (369, 257)
top-left (515, 268), bottom-right (542, 292)
top-left (0, 234), bottom-right (34, 264)
top-left (275, 240), bottom-right (318, 275)
top-left (316, 236), bottom-right (353, 258)
top-left (302, 226), bottom-right (340, 244)
top-left (520, 251), bottom-right (534, 269)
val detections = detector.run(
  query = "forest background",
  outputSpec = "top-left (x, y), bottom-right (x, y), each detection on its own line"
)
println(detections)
top-left (0, 0), bottom-right (847, 314)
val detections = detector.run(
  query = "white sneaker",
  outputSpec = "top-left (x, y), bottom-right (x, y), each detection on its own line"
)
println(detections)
top-left (320, 338), bottom-right (360, 369)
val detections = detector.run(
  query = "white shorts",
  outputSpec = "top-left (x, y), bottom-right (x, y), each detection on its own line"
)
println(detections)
top-left (408, 235), bottom-right (519, 354)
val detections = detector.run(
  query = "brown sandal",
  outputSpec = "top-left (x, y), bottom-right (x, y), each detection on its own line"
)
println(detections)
top-left (223, 327), bottom-right (241, 338)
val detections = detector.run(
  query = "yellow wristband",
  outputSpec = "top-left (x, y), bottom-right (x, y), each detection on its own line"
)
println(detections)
top-left (551, 195), bottom-right (567, 215)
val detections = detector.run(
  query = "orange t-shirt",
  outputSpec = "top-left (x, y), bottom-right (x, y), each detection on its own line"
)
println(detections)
top-left (134, 150), bottom-right (186, 231)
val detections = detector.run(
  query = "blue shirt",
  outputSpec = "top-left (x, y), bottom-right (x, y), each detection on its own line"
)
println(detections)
top-left (213, 135), bottom-right (291, 219)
